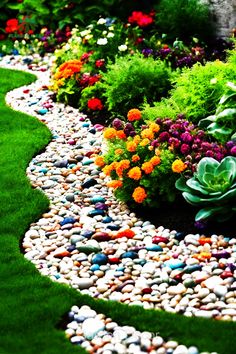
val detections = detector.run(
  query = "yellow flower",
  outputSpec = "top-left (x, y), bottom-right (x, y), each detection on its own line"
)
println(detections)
top-left (116, 160), bottom-right (130, 177)
top-left (141, 129), bottom-right (154, 140)
top-left (140, 138), bottom-right (150, 147)
top-left (172, 159), bottom-right (187, 173)
top-left (149, 122), bottom-right (160, 133)
top-left (133, 135), bottom-right (141, 144)
top-left (115, 149), bottom-right (124, 155)
top-left (126, 141), bottom-right (137, 152)
top-left (103, 128), bottom-right (117, 139)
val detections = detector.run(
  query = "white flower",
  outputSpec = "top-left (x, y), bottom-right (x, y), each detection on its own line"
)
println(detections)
top-left (80, 29), bottom-right (90, 37)
top-left (64, 43), bottom-right (70, 51)
top-left (109, 25), bottom-right (114, 31)
top-left (107, 32), bottom-right (114, 38)
top-left (97, 18), bottom-right (106, 25)
top-left (85, 34), bottom-right (93, 40)
top-left (210, 78), bottom-right (218, 85)
top-left (97, 38), bottom-right (108, 45)
top-left (102, 30), bottom-right (108, 35)
top-left (118, 44), bottom-right (128, 52)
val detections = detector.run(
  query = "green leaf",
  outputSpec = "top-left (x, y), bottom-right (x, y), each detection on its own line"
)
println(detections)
top-left (182, 192), bottom-right (204, 205)
top-left (186, 178), bottom-right (209, 194)
top-left (216, 108), bottom-right (236, 121)
top-left (215, 156), bottom-right (236, 182)
top-left (175, 176), bottom-right (190, 192)
top-left (198, 115), bottom-right (216, 128)
top-left (195, 206), bottom-right (226, 221)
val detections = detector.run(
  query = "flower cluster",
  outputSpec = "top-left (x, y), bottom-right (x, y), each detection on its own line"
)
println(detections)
top-left (128, 11), bottom-right (155, 28)
top-left (87, 98), bottom-right (103, 110)
top-left (54, 59), bottom-right (82, 80)
top-left (96, 108), bottom-right (236, 208)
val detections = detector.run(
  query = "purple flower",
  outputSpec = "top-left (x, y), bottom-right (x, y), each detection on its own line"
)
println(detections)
top-left (230, 146), bottom-right (236, 156)
top-left (181, 132), bottom-right (193, 143)
top-left (226, 140), bottom-right (235, 149)
top-left (159, 132), bottom-right (170, 142)
top-left (169, 137), bottom-right (180, 148)
top-left (151, 139), bottom-right (159, 147)
top-left (205, 150), bottom-right (214, 157)
top-left (112, 118), bottom-right (123, 130)
top-left (180, 143), bottom-right (190, 155)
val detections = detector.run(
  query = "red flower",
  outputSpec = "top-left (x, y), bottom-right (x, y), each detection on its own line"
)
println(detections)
top-left (95, 59), bottom-right (105, 68)
top-left (5, 18), bottom-right (19, 33)
top-left (87, 98), bottom-right (103, 111)
top-left (128, 11), bottom-right (154, 28)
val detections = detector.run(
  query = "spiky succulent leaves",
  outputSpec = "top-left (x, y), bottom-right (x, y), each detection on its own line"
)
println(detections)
top-left (175, 156), bottom-right (236, 221)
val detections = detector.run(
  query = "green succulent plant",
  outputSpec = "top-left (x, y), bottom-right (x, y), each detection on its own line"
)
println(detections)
top-left (175, 156), bottom-right (236, 222)
top-left (199, 82), bottom-right (236, 143)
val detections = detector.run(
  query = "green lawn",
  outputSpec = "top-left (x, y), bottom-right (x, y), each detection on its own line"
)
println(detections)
top-left (0, 67), bottom-right (235, 354)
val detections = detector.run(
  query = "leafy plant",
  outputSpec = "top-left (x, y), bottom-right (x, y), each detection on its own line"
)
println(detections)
top-left (176, 156), bottom-right (236, 222)
top-left (199, 82), bottom-right (236, 143)
top-left (97, 53), bottom-right (173, 117)
top-left (154, 0), bottom-right (215, 42)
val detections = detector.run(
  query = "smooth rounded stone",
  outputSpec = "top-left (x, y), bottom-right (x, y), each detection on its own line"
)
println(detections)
top-left (168, 283), bottom-right (187, 295)
top-left (204, 276), bottom-right (224, 290)
top-left (25, 230), bottom-right (39, 239)
top-left (73, 278), bottom-right (94, 289)
top-left (184, 264), bottom-right (202, 274)
top-left (80, 230), bottom-right (94, 238)
top-left (92, 232), bottom-right (112, 242)
top-left (194, 310), bottom-right (214, 318)
top-left (120, 251), bottom-right (139, 260)
top-left (37, 108), bottom-right (48, 115)
top-left (88, 209), bottom-right (105, 217)
top-left (81, 178), bottom-right (98, 189)
top-left (76, 245), bottom-right (101, 255)
top-left (91, 196), bottom-right (106, 204)
top-left (213, 285), bottom-right (228, 297)
top-left (82, 318), bottom-right (105, 340)
top-left (70, 235), bottom-right (84, 244)
top-left (152, 236), bottom-right (169, 244)
top-left (54, 160), bottom-right (68, 168)
top-left (152, 336), bottom-right (164, 347)
top-left (65, 194), bottom-right (75, 202)
top-left (165, 341), bottom-right (178, 349)
top-left (183, 278), bottom-right (196, 288)
top-left (146, 244), bottom-right (163, 252)
top-left (164, 259), bottom-right (186, 270)
top-left (173, 345), bottom-right (188, 354)
top-left (92, 253), bottom-right (109, 265)
top-left (188, 346), bottom-right (199, 354)
top-left (70, 336), bottom-right (84, 344)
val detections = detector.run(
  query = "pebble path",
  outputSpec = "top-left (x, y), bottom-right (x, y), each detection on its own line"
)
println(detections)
top-left (1, 54), bottom-right (235, 354)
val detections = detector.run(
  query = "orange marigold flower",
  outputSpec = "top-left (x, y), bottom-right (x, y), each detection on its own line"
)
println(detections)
top-left (103, 128), bottom-right (117, 139)
top-left (141, 128), bottom-right (154, 140)
top-left (115, 149), bottom-right (124, 155)
top-left (116, 160), bottom-right (130, 177)
top-left (172, 159), bottom-right (187, 173)
top-left (149, 122), bottom-right (160, 133)
top-left (141, 161), bottom-right (154, 174)
top-left (102, 162), bottom-right (117, 176)
top-left (133, 135), bottom-right (141, 144)
top-left (127, 166), bottom-right (142, 180)
top-left (95, 156), bottom-right (105, 167)
top-left (132, 155), bottom-right (140, 162)
top-left (126, 141), bottom-right (137, 152)
top-left (150, 156), bottom-right (161, 166)
top-left (127, 108), bottom-right (142, 122)
top-left (140, 138), bottom-right (150, 147)
top-left (54, 59), bottom-right (82, 80)
top-left (132, 186), bottom-right (147, 203)
top-left (107, 180), bottom-right (123, 188)
top-left (116, 130), bottom-right (127, 140)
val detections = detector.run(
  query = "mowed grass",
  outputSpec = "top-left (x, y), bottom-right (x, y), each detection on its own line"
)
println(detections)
top-left (0, 67), bottom-right (236, 354)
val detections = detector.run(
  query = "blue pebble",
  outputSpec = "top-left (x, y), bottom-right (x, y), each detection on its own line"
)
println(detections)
top-left (68, 163), bottom-right (77, 168)
top-left (39, 168), bottom-right (48, 174)
top-left (37, 108), bottom-right (48, 115)
top-left (89, 128), bottom-right (96, 134)
top-left (107, 225), bottom-right (120, 231)
top-left (80, 230), bottom-right (94, 238)
top-left (164, 259), bottom-right (185, 270)
top-left (82, 159), bottom-right (94, 166)
top-left (175, 231), bottom-right (185, 241)
top-left (74, 315), bottom-right (86, 323)
top-left (54, 274), bottom-right (61, 279)
top-left (28, 101), bottom-right (38, 106)
top-left (67, 245), bottom-right (76, 252)
top-left (12, 49), bottom-right (19, 55)
top-left (146, 244), bottom-right (163, 252)
top-left (102, 216), bottom-right (113, 223)
top-left (91, 196), bottom-right (106, 204)
top-left (116, 266), bottom-right (125, 271)
top-left (82, 123), bottom-right (90, 127)
top-left (88, 209), bottom-right (105, 217)
top-left (90, 264), bottom-right (100, 271)
top-left (121, 251), bottom-right (139, 260)
top-left (92, 253), bottom-right (108, 265)
top-left (60, 217), bottom-right (76, 226)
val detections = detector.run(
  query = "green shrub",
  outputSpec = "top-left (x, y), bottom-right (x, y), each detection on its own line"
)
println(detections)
top-left (154, 0), bottom-right (215, 42)
top-left (99, 53), bottom-right (173, 117)
top-left (143, 51), bottom-right (236, 123)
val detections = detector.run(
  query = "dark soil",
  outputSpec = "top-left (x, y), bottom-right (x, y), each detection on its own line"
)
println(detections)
top-left (132, 200), bottom-right (236, 238)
